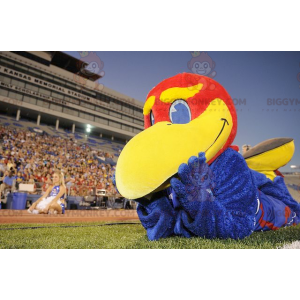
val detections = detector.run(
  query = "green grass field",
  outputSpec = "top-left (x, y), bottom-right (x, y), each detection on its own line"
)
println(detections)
top-left (0, 222), bottom-right (300, 249)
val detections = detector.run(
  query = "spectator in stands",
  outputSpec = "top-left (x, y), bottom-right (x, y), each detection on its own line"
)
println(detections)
top-left (15, 171), bottom-right (24, 190)
top-left (0, 158), bottom-right (6, 172)
top-left (28, 174), bottom-right (37, 194)
top-left (65, 173), bottom-right (75, 196)
top-left (0, 170), bottom-right (15, 199)
top-left (6, 159), bottom-right (14, 171)
top-left (23, 169), bottom-right (30, 181)
top-left (15, 171), bottom-right (24, 182)
top-left (28, 173), bottom-right (35, 184)
top-left (35, 171), bottom-right (42, 182)
top-left (42, 174), bottom-right (52, 194)
top-left (0, 169), bottom-right (4, 186)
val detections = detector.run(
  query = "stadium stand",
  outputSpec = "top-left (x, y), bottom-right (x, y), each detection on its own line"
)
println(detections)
top-left (0, 114), bottom-right (133, 210)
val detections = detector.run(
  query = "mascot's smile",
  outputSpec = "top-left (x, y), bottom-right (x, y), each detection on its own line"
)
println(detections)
top-left (116, 73), bottom-right (236, 199)
top-left (206, 118), bottom-right (229, 151)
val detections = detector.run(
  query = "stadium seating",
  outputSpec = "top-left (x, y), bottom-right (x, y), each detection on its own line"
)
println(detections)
top-left (0, 113), bottom-right (122, 205)
top-left (0, 113), bottom-right (124, 158)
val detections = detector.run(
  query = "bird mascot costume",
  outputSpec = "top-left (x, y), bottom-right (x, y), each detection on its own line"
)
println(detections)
top-left (115, 73), bottom-right (300, 240)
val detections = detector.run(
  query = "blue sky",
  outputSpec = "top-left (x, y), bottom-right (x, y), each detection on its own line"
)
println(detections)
top-left (66, 51), bottom-right (300, 171)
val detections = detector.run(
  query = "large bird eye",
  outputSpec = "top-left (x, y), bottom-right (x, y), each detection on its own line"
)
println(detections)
top-left (169, 100), bottom-right (191, 124)
top-left (150, 111), bottom-right (155, 125)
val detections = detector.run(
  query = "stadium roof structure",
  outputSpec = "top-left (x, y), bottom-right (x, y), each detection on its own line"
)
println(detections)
top-left (11, 51), bottom-right (102, 82)
top-left (0, 51), bottom-right (144, 142)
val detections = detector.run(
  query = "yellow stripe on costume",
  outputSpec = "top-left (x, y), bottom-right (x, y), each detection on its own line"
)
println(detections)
top-left (143, 84), bottom-right (203, 116)
top-left (245, 140), bottom-right (295, 180)
top-left (160, 83), bottom-right (203, 103)
top-left (143, 96), bottom-right (156, 115)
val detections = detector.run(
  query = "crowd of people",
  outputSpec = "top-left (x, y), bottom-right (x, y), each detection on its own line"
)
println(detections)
top-left (0, 125), bottom-right (120, 200)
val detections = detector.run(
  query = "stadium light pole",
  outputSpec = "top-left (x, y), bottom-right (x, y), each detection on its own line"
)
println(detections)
top-left (86, 124), bottom-right (91, 141)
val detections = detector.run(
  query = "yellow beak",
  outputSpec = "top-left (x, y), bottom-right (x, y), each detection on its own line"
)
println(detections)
top-left (116, 99), bottom-right (233, 199)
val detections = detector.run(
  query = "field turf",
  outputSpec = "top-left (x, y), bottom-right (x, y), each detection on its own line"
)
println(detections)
top-left (0, 222), bottom-right (300, 249)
